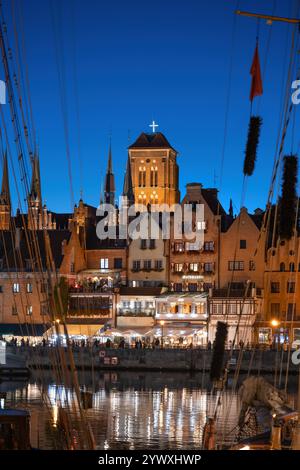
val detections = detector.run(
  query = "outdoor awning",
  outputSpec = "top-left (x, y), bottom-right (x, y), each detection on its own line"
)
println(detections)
top-left (145, 325), bottom-right (207, 337)
top-left (0, 323), bottom-right (49, 337)
top-left (44, 324), bottom-right (105, 337)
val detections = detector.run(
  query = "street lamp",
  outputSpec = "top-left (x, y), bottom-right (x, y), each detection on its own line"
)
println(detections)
top-left (160, 320), bottom-right (165, 348)
top-left (270, 319), bottom-right (280, 348)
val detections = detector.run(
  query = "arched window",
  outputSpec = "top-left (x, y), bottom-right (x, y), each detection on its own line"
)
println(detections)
top-left (280, 262), bottom-right (285, 272)
top-left (138, 166), bottom-right (146, 187)
top-left (289, 262), bottom-right (295, 272)
top-left (150, 166), bottom-right (158, 186)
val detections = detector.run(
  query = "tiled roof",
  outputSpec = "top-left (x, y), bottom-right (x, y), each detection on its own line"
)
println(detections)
top-left (0, 229), bottom-right (70, 270)
top-left (85, 225), bottom-right (127, 250)
top-left (129, 132), bottom-right (177, 152)
top-left (201, 189), bottom-right (227, 217)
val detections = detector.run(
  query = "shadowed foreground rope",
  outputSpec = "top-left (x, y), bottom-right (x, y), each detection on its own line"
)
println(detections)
top-left (279, 154), bottom-right (298, 240)
top-left (243, 116), bottom-right (262, 176)
top-left (210, 321), bottom-right (228, 381)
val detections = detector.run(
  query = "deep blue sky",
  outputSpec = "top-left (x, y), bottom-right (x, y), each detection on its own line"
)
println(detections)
top-left (1, 0), bottom-right (300, 215)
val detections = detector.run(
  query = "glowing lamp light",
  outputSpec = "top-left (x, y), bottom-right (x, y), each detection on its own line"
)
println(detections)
top-left (160, 320), bottom-right (165, 326)
top-left (271, 319), bottom-right (279, 327)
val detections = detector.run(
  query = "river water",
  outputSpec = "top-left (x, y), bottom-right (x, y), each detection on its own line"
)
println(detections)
top-left (0, 371), bottom-right (298, 450)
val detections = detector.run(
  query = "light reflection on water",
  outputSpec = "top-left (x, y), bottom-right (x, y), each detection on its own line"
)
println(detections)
top-left (1, 372), bottom-right (297, 450)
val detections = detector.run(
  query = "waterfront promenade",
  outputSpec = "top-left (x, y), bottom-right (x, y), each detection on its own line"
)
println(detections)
top-left (2, 344), bottom-right (299, 375)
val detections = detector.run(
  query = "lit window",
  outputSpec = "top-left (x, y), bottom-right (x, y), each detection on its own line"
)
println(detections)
top-left (100, 258), bottom-right (109, 269)
top-left (174, 263), bottom-right (183, 272)
top-left (12, 283), bottom-right (20, 293)
top-left (26, 306), bottom-right (33, 316)
top-left (197, 221), bottom-right (206, 231)
top-left (26, 283), bottom-right (33, 293)
top-left (189, 263), bottom-right (199, 272)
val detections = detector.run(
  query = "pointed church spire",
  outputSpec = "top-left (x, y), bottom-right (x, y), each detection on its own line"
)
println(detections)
top-left (229, 198), bottom-right (233, 218)
top-left (0, 151), bottom-right (11, 207)
top-left (104, 141), bottom-right (115, 205)
top-left (123, 155), bottom-right (134, 205)
top-left (29, 154), bottom-right (42, 204)
top-left (107, 140), bottom-right (113, 174)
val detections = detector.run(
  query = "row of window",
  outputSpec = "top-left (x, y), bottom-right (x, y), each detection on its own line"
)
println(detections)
top-left (228, 261), bottom-right (255, 271)
top-left (140, 239), bottom-right (156, 249)
top-left (132, 260), bottom-right (163, 271)
top-left (278, 262), bottom-right (299, 272)
top-left (271, 281), bottom-right (299, 294)
top-left (97, 258), bottom-right (123, 270)
top-left (173, 240), bottom-right (213, 252)
top-left (212, 302), bottom-right (252, 315)
top-left (173, 262), bottom-right (214, 273)
top-left (0, 282), bottom-right (48, 294)
top-left (120, 301), bottom-right (155, 310)
top-left (270, 303), bottom-right (300, 320)
top-left (172, 282), bottom-right (213, 292)
top-left (71, 258), bottom-right (124, 273)
top-left (11, 304), bottom-right (48, 316)
top-left (138, 167), bottom-right (158, 187)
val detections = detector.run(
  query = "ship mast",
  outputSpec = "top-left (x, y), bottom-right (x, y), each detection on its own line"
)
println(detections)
top-left (236, 10), bottom-right (300, 25)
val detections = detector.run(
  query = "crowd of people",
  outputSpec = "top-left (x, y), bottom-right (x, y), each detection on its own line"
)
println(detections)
top-left (1, 335), bottom-right (293, 352)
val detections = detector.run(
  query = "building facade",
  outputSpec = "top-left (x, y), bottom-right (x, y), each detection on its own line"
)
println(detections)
top-left (1, 129), bottom-right (300, 348)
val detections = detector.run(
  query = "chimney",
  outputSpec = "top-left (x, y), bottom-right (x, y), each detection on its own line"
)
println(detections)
top-left (185, 183), bottom-right (202, 202)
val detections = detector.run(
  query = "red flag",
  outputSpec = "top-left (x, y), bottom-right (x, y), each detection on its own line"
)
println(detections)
top-left (249, 44), bottom-right (263, 101)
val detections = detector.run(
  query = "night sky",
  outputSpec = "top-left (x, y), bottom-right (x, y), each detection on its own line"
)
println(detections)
top-left (1, 0), bottom-right (299, 215)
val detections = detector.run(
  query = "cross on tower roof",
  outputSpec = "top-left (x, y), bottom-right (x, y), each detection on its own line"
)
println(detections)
top-left (149, 120), bottom-right (158, 133)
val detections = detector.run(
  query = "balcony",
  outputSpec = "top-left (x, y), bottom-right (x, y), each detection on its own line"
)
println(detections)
top-left (156, 312), bottom-right (207, 321)
top-left (68, 306), bottom-right (112, 318)
top-left (118, 308), bottom-right (155, 317)
top-left (69, 286), bottom-right (114, 294)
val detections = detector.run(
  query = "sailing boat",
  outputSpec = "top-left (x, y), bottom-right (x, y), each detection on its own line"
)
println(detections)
top-left (203, 7), bottom-right (300, 451)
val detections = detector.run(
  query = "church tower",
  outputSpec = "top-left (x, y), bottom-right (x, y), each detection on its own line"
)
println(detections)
top-left (122, 155), bottom-right (135, 207)
top-left (104, 142), bottom-right (115, 205)
top-left (128, 130), bottom-right (180, 206)
top-left (0, 152), bottom-right (11, 230)
top-left (28, 155), bottom-right (42, 230)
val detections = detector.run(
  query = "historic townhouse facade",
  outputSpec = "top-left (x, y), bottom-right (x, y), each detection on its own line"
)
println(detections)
top-left (169, 182), bottom-right (226, 293)
top-left (257, 233), bottom-right (300, 346)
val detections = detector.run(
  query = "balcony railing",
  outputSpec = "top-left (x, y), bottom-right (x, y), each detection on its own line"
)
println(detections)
top-left (69, 286), bottom-right (114, 294)
top-left (156, 312), bottom-right (207, 320)
top-left (118, 309), bottom-right (155, 317)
